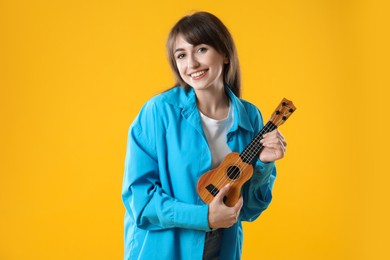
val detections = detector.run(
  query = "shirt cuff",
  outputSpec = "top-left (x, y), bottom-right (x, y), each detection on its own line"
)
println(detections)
top-left (253, 160), bottom-right (275, 186)
top-left (173, 201), bottom-right (211, 231)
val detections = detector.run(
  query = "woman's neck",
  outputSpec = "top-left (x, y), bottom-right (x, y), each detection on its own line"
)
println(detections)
top-left (195, 86), bottom-right (230, 120)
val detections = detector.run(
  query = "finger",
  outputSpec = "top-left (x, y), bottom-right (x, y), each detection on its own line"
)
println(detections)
top-left (262, 141), bottom-right (285, 152)
top-left (260, 135), bottom-right (270, 144)
top-left (277, 130), bottom-right (284, 138)
top-left (271, 130), bottom-right (279, 137)
top-left (262, 130), bottom-right (277, 139)
top-left (263, 134), bottom-right (287, 147)
top-left (262, 138), bottom-right (282, 147)
top-left (263, 141), bottom-right (286, 155)
top-left (263, 130), bottom-right (284, 140)
top-left (261, 131), bottom-right (279, 144)
top-left (278, 138), bottom-right (287, 150)
top-left (215, 184), bottom-right (230, 202)
top-left (281, 139), bottom-right (286, 152)
top-left (277, 131), bottom-right (286, 146)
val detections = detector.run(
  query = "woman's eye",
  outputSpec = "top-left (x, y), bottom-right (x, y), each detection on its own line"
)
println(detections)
top-left (198, 47), bottom-right (207, 53)
top-left (177, 54), bottom-right (185, 59)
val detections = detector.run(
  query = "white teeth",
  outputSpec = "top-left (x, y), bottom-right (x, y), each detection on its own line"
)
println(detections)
top-left (191, 70), bottom-right (205, 77)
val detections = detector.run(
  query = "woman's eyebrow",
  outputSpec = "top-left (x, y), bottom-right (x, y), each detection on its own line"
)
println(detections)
top-left (174, 48), bottom-right (185, 53)
top-left (174, 44), bottom-right (200, 53)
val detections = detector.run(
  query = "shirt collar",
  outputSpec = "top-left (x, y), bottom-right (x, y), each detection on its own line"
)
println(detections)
top-left (165, 86), bottom-right (254, 133)
top-left (224, 86), bottom-right (254, 133)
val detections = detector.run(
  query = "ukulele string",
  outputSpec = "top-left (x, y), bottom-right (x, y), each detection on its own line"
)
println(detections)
top-left (227, 106), bottom-right (294, 185)
top-left (205, 102), bottom-right (294, 203)
top-left (205, 122), bottom-right (274, 203)
top-left (217, 105), bottom-right (295, 201)
top-left (227, 116), bottom-right (285, 184)
top-left (205, 119), bottom-right (277, 201)
top-left (205, 119), bottom-right (278, 202)
top-left (226, 121), bottom-right (277, 185)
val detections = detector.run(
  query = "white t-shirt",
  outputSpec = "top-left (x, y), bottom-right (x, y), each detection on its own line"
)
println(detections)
top-left (199, 102), bottom-right (234, 169)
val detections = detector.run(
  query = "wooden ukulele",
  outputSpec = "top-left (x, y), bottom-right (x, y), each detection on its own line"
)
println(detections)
top-left (197, 98), bottom-right (296, 207)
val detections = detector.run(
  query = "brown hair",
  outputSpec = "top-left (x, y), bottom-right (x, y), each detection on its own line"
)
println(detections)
top-left (166, 11), bottom-right (241, 97)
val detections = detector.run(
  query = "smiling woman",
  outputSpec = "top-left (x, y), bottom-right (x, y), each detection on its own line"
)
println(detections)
top-left (121, 11), bottom-right (287, 260)
top-left (166, 12), bottom-right (241, 97)
top-left (174, 37), bottom-right (226, 99)
top-left (173, 36), bottom-right (229, 119)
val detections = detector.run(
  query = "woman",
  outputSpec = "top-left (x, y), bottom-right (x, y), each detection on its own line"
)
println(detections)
top-left (122, 11), bottom-right (286, 260)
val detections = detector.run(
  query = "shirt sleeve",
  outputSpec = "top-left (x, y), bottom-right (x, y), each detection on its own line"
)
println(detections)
top-left (239, 105), bottom-right (277, 222)
top-left (240, 160), bottom-right (276, 221)
top-left (121, 102), bottom-right (210, 231)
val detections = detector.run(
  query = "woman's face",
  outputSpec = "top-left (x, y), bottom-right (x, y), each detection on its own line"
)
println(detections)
top-left (174, 34), bottom-right (227, 92)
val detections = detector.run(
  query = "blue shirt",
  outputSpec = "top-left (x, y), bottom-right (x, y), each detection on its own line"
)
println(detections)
top-left (122, 86), bottom-right (276, 260)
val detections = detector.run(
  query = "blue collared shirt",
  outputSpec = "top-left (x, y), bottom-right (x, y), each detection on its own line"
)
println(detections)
top-left (122, 86), bottom-right (276, 260)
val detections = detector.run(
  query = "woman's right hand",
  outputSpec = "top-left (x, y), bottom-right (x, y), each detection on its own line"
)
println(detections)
top-left (208, 184), bottom-right (243, 229)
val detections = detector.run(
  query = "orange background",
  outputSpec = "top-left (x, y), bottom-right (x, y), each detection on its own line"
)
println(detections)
top-left (1, 0), bottom-right (389, 259)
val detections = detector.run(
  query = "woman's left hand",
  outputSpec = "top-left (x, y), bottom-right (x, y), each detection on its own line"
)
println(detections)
top-left (259, 130), bottom-right (287, 163)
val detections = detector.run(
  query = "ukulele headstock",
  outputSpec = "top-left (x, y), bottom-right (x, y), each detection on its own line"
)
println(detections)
top-left (269, 98), bottom-right (296, 127)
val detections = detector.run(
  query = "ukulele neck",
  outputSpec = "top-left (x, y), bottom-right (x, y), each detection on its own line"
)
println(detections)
top-left (239, 98), bottom-right (296, 164)
top-left (239, 121), bottom-right (277, 164)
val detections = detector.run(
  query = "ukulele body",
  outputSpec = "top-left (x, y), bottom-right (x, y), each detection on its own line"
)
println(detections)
top-left (197, 152), bottom-right (253, 207)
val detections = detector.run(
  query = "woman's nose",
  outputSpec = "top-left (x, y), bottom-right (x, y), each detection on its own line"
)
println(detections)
top-left (187, 54), bottom-right (200, 69)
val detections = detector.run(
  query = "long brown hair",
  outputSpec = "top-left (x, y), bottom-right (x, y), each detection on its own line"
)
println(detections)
top-left (166, 12), bottom-right (241, 97)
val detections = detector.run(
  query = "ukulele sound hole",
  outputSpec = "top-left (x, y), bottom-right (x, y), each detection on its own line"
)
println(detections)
top-left (227, 166), bottom-right (241, 180)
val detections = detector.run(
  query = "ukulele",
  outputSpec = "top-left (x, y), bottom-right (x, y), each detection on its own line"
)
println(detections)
top-left (197, 98), bottom-right (296, 207)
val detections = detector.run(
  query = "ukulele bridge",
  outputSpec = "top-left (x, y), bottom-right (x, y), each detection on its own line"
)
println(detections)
top-left (205, 184), bottom-right (219, 197)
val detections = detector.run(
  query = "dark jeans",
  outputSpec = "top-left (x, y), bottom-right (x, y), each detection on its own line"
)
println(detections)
top-left (202, 229), bottom-right (223, 260)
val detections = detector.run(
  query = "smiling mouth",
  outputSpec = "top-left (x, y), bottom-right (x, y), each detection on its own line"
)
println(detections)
top-left (190, 70), bottom-right (208, 79)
